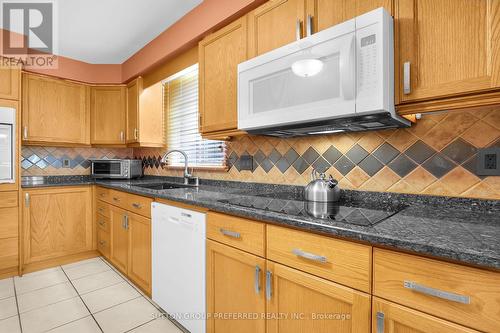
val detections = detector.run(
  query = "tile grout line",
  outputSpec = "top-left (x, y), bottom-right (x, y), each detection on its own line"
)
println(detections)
top-left (12, 278), bottom-right (23, 333)
top-left (59, 265), bottom-right (105, 333)
top-left (99, 257), bottom-right (188, 333)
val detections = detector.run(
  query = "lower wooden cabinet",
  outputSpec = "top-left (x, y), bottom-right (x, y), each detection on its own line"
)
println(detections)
top-left (207, 240), bottom-right (266, 333)
top-left (372, 297), bottom-right (480, 333)
top-left (266, 261), bottom-right (371, 333)
top-left (100, 197), bottom-right (152, 295)
top-left (22, 186), bottom-right (93, 264)
top-left (0, 192), bottom-right (19, 272)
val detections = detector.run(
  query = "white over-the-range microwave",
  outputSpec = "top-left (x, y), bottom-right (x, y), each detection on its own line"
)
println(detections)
top-left (238, 8), bottom-right (410, 137)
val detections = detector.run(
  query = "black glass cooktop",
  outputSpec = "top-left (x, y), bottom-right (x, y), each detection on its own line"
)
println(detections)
top-left (219, 192), bottom-right (407, 226)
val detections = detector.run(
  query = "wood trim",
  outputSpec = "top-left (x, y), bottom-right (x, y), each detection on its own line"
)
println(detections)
top-left (397, 89), bottom-right (500, 115)
top-left (201, 129), bottom-right (247, 141)
top-left (22, 250), bottom-right (99, 275)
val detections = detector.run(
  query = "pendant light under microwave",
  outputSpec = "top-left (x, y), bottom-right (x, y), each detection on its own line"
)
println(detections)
top-left (291, 58), bottom-right (324, 77)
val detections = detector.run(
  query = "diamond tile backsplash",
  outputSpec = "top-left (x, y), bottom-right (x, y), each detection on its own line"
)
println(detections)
top-left (135, 109), bottom-right (500, 200)
top-left (21, 147), bottom-right (133, 176)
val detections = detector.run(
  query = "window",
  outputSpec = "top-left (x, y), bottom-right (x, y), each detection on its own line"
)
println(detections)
top-left (163, 64), bottom-right (226, 168)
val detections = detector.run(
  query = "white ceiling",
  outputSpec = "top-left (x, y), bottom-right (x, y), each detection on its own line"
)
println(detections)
top-left (56, 0), bottom-right (203, 64)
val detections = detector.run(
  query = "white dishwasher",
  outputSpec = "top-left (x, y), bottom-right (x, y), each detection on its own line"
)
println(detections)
top-left (152, 202), bottom-right (206, 333)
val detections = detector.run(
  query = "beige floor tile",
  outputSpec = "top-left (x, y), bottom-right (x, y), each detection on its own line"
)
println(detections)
top-left (130, 318), bottom-right (184, 333)
top-left (47, 316), bottom-right (101, 333)
top-left (61, 257), bottom-right (103, 270)
top-left (17, 281), bottom-right (78, 313)
top-left (72, 270), bottom-right (123, 295)
top-left (14, 268), bottom-right (68, 295)
top-left (0, 315), bottom-right (21, 333)
top-left (0, 278), bottom-right (14, 300)
top-left (20, 297), bottom-right (90, 333)
top-left (63, 260), bottom-right (110, 280)
top-left (0, 297), bottom-right (17, 320)
top-left (81, 281), bottom-right (140, 313)
top-left (94, 297), bottom-right (159, 333)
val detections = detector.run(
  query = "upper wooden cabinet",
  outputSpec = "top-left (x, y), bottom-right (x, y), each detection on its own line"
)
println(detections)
top-left (396, 0), bottom-right (500, 106)
top-left (22, 73), bottom-right (90, 145)
top-left (126, 78), bottom-right (164, 147)
top-left (22, 186), bottom-right (93, 265)
top-left (310, 0), bottom-right (393, 32)
top-left (199, 16), bottom-right (247, 136)
top-left (90, 86), bottom-right (127, 145)
top-left (0, 58), bottom-right (20, 100)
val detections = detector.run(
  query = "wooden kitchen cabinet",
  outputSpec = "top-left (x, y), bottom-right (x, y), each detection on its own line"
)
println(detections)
top-left (127, 211), bottom-right (152, 294)
top-left (207, 240), bottom-right (266, 333)
top-left (22, 186), bottom-right (93, 265)
top-left (396, 0), bottom-right (500, 109)
top-left (110, 205), bottom-right (129, 273)
top-left (0, 57), bottom-right (20, 100)
top-left (199, 16), bottom-right (247, 137)
top-left (22, 73), bottom-right (90, 145)
top-left (90, 85), bottom-right (127, 145)
top-left (372, 297), bottom-right (480, 333)
top-left (126, 78), bottom-right (164, 147)
top-left (266, 261), bottom-right (371, 333)
top-left (0, 191), bottom-right (19, 274)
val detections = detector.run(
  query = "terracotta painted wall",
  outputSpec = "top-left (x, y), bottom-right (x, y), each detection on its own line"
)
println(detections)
top-left (135, 109), bottom-right (500, 200)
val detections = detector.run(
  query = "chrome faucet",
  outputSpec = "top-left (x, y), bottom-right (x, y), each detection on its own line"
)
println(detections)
top-left (160, 149), bottom-right (199, 186)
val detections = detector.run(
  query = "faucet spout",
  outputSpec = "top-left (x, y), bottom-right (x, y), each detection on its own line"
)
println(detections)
top-left (160, 149), bottom-right (191, 179)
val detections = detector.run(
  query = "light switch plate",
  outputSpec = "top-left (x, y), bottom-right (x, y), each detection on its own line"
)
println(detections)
top-left (477, 147), bottom-right (500, 176)
top-left (62, 158), bottom-right (71, 168)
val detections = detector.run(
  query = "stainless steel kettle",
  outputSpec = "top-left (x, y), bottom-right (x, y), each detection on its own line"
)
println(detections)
top-left (304, 170), bottom-right (340, 202)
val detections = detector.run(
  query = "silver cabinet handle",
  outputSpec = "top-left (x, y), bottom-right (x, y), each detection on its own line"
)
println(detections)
top-left (265, 270), bottom-right (272, 300)
top-left (296, 19), bottom-right (302, 41)
top-left (254, 266), bottom-right (261, 294)
top-left (23, 126), bottom-right (28, 139)
top-left (403, 61), bottom-right (411, 94)
top-left (292, 248), bottom-right (327, 263)
top-left (219, 228), bottom-right (240, 239)
top-left (99, 240), bottom-right (106, 246)
top-left (134, 128), bottom-right (138, 140)
top-left (306, 14), bottom-right (313, 36)
top-left (113, 197), bottom-right (120, 202)
top-left (99, 193), bottom-right (106, 197)
top-left (120, 131), bottom-right (124, 142)
top-left (404, 280), bottom-right (470, 304)
top-left (376, 312), bottom-right (384, 333)
top-left (98, 207), bottom-right (105, 213)
top-left (124, 214), bottom-right (129, 229)
top-left (25, 193), bottom-right (30, 206)
top-left (132, 203), bottom-right (142, 209)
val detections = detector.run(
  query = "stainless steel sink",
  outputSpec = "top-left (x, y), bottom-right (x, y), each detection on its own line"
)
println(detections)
top-left (134, 183), bottom-right (193, 190)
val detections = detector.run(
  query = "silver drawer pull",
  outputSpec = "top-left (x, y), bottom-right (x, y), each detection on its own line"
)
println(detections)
top-left (403, 61), bottom-right (411, 94)
top-left (292, 249), bottom-right (327, 263)
top-left (219, 228), bottom-right (240, 239)
top-left (99, 240), bottom-right (106, 246)
top-left (132, 203), bottom-right (142, 209)
top-left (98, 208), bottom-right (105, 213)
top-left (99, 193), bottom-right (105, 197)
top-left (376, 312), bottom-right (384, 333)
top-left (113, 197), bottom-right (120, 202)
top-left (265, 270), bottom-right (272, 300)
top-left (404, 280), bottom-right (470, 304)
top-left (254, 265), bottom-right (261, 294)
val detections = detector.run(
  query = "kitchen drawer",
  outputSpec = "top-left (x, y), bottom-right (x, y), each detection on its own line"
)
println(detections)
top-left (96, 187), bottom-right (111, 202)
top-left (373, 248), bottom-right (500, 333)
top-left (0, 207), bottom-right (18, 238)
top-left (97, 229), bottom-right (110, 258)
top-left (0, 237), bottom-right (18, 270)
top-left (267, 225), bottom-right (371, 292)
top-left (96, 201), bottom-right (110, 218)
top-left (108, 189), bottom-right (129, 207)
top-left (125, 194), bottom-right (152, 218)
top-left (96, 214), bottom-right (110, 233)
top-left (207, 212), bottom-right (265, 257)
top-left (0, 191), bottom-right (17, 208)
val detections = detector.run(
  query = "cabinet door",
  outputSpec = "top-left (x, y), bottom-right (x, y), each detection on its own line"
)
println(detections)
top-left (90, 86), bottom-right (126, 145)
top-left (23, 187), bottom-right (92, 264)
top-left (127, 212), bottom-right (151, 294)
top-left (397, 0), bottom-right (500, 102)
top-left (22, 74), bottom-right (90, 145)
top-left (372, 297), bottom-right (480, 333)
top-left (248, 0), bottom-right (306, 57)
top-left (310, 0), bottom-right (393, 32)
top-left (207, 240), bottom-right (266, 333)
top-left (137, 81), bottom-right (164, 147)
top-left (199, 17), bottom-right (247, 134)
top-left (126, 78), bottom-right (141, 144)
top-left (0, 59), bottom-right (20, 100)
top-left (266, 261), bottom-right (371, 333)
top-left (110, 206), bottom-right (128, 273)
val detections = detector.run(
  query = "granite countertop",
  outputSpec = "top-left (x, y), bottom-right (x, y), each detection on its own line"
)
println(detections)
top-left (22, 176), bottom-right (500, 270)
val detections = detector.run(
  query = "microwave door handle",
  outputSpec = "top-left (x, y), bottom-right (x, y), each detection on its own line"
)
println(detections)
top-left (340, 34), bottom-right (356, 101)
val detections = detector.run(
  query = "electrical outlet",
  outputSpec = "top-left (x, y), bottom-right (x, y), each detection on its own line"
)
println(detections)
top-left (477, 148), bottom-right (500, 176)
top-left (62, 158), bottom-right (71, 168)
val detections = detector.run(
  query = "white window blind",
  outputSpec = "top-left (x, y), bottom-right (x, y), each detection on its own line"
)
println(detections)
top-left (163, 64), bottom-right (226, 168)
